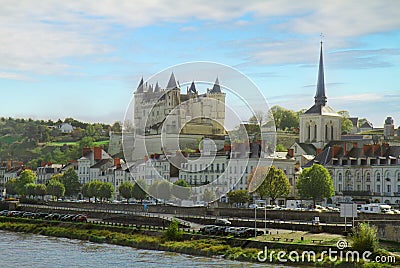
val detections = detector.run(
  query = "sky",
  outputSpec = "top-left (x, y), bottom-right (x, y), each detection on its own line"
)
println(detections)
top-left (1, 1), bottom-right (400, 128)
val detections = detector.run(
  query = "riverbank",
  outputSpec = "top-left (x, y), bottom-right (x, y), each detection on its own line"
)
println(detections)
top-left (0, 216), bottom-right (397, 267)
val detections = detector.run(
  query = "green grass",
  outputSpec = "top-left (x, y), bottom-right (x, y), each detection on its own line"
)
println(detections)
top-left (46, 140), bottom-right (109, 147)
top-left (0, 134), bottom-right (21, 144)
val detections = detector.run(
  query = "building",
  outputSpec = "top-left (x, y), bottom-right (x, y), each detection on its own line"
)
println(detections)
top-left (299, 42), bottom-right (341, 149)
top-left (58, 123), bottom-right (74, 133)
top-left (36, 163), bottom-right (63, 184)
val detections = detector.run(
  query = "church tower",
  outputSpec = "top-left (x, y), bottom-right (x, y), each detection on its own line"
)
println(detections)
top-left (299, 42), bottom-right (341, 148)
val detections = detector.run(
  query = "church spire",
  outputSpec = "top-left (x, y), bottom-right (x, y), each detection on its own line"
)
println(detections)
top-left (166, 72), bottom-right (178, 90)
top-left (314, 42), bottom-right (327, 106)
top-left (136, 77), bottom-right (144, 93)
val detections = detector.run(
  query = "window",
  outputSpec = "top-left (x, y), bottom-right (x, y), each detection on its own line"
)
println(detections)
top-left (398, 173), bottom-right (400, 181)
top-left (377, 185), bottom-right (381, 193)
top-left (377, 173), bottom-right (381, 182)
top-left (387, 185), bottom-right (391, 193)
top-left (367, 185), bottom-right (370, 191)
top-left (366, 173), bottom-right (371, 182)
top-left (338, 184), bottom-right (342, 191)
top-left (338, 173), bottom-right (342, 182)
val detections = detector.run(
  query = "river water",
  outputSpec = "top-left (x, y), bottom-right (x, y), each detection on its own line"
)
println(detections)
top-left (0, 230), bottom-right (292, 268)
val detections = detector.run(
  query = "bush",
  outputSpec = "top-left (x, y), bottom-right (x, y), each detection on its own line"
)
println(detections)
top-left (162, 219), bottom-right (183, 241)
top-left (350, 223), bottom-right (379, 253)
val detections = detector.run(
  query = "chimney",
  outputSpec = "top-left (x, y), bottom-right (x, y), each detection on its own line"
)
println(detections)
top-left (41, 161), bottom-right (46, 167)
top-left (114, 158), bottom-right (121, 168)
top-left (372, 144), bottom-right (380, 156)
top-left (363, 144), bottom-right (372, 155)
top-left (316, 148), bottom-right (322, 155)
top-left (332, 145), bottom-right (341, 158)
top-left (7, 159), bottom-right (12, 170)
top-left (94, 147), bottom-right (102, 161)
top-left (288, 148), bottom-right (294, 158)
top-left (353, 142), bottom-right (358, 149)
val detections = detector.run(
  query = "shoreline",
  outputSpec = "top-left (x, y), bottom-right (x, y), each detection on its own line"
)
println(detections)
top-left (0, 217), bottom-right (396, 267)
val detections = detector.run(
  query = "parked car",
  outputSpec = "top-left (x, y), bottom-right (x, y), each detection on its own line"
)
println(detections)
top-left (0, 210), bottom-right (9, 216)
top-left (215, 218), bottom-right (231, 226)
top-left (199, 225), bottom-right (216, 234)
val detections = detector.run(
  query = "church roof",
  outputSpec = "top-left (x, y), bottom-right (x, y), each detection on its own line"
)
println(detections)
top-left (304, 104), bottom-right (339, 116)
top-left (166, 72), bottom-right (178, 90)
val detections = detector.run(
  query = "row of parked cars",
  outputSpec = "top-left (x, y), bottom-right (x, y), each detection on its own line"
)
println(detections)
top-left (0, 210), bottom-right (88, 222)
top-left (200, 224), bottom-right (265, 237)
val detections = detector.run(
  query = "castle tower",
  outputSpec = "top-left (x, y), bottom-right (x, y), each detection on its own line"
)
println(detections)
top-left (384, 116), bottom-right (394, 139)
top-left (299, 42), bottom-right (341, 148)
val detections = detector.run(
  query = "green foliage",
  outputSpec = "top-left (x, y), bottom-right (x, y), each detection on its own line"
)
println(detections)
top-left (46, 179), bottom-right (65, 199)
top-left (118, 181), bottom-right (133, 202)
top-left (226, 190), bottom-right (249, 205)
top-left (350, 223), bottom-right (379, 253)
top-left (60, 167), bottom-right (81, 196)
top-left (172, 179), bottom-right (191, 200)
top-left (297, 164), bottom-right (334, 206)
top-left (5, 178), bottom-right (18, 196)
top-left (157, 180), bottom-right (171, 201)
top-left (16, 170), bottom-right (37, 196)
top-left (275, 143), bottom-right (287, 152)
top-left (270, 105), bottom-right (300, 131)
top-left (202, 188), bottom-right (215, 203)
top-left (338, 110), bottom-right (354, 134)
top-left (34, 184), bottom-right (47, 198)
top-left (255, 166), bottom-right (290, 202)
top-left (25, 183), bottom-right (36, 197)
top-left (163, 219), bottom-right (183, 241)
top-left (99, 182), bottom-right (114, 202)
top-left (132, 180), bottom-right (147, 201)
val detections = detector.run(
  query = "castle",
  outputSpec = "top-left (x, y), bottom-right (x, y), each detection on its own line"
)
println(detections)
top-left (133, 73), bottom-right (226, 137)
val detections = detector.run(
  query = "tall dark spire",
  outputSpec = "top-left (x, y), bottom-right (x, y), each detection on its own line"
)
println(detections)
top-left (210, 77), bottom-right (221, 93)
top-left (188, 81), bottom-right (197, 93)
top-left (166, 72), bottom-right (178, 90)
top-left (136, 77), bottom-right (144, 93)
top-left (314, 42), bottom-right (327, 106)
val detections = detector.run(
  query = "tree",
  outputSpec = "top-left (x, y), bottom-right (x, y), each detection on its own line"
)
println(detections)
top-left (132, 179), bottom-right (147, 202)
top-left (25, 183), bottom-right (36, 198)
top-left (5, 178), bottom-right (18, 196)
top-left (87, 180), bottom-right (103, 202)
top-left (275, 144), bottom-right (286, 152)
top-left (172, 179), bottom-right (191, 200)
top-left (270, 106), bottom-right (299, 131)
top-left (34, 184), bottom-right (47, 199)
top-left (46, 179), bottom-right (65, 200)
top-left (99, 182), bottom-right (114, 202)
top-left (226, 190), bottom-right (250, 206)
top-left (297, 164), bottom-right (334, 207)
top-left (157, 180), bottom-right (171, 202)
top-left (255, 166), bottom-right (290, 204)
top-left (16, 170), bottom-right (36, 196)
top-left (202, 188), bottom-right (215, 203)
top-left (60, 168), bottom-right (81, 197)
top-left (118, 181), bottom-right (133, 203)
top-left (111, 121), bottom-right (122, 133)
top-left (338, 110), bottom-right (354, 134)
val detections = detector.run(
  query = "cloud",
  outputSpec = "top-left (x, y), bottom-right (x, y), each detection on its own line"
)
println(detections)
top-left (0, 72), bottom-right (32, 81)
top-left (0, 0), bottom-right (399, 76)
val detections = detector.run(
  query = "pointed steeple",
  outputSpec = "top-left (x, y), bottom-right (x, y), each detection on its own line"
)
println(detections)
top-left (166, 72), bottom-right (178, 90)
top-left (210, 77), bottom-right (221, 93)
top-left (314, 42), bottom-right (327, 106)
top-left (136, 77), bottom-right (144, 93)
top-left (154, 82), bottom-right (161, 92)
top-left (188, 81), bottom-right (197, 93)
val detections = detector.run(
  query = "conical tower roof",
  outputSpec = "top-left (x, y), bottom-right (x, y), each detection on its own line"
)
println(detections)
top-left (166, 72), bottom-right (178, 90)
top-left (210, 77), bottom-right (221, 93)
top-left (154, 82), bottom-right (161, 92)
top-left (314, 42), bottom-right (327, 106)
top-left (188, 81), bottom-right (197, 93)
top-left (136, 77), bottom-right (144, 93)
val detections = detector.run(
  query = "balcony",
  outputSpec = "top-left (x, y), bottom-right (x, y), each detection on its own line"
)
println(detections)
top-left (383, 192), bottom-right (393, 197)
top-left (342, 191), bottom-right (373, 196)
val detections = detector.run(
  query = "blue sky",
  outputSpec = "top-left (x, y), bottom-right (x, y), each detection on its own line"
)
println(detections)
top-left (1, 1), bottom-right (400, 127)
